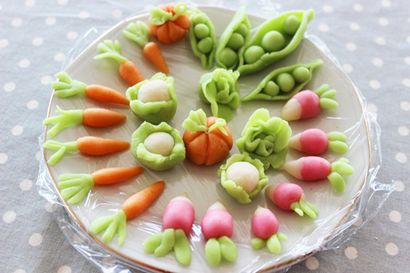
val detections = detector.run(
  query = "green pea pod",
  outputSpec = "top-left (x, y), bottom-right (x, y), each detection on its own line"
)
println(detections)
top-left (174, 229), bottom-right (192, 266)
top-left (218, 236), bottom-right (237, 263)
top-left (143, 233), bottom-right (163, 254)
top-left (131, 121), bottom-right (186, 171)
top-left (205, 238), bottom-right (221, 266)
top-left (154, 229), bottom-right (176, 257)
top-left (241, 59), bottom-right (323, 102)
top-left (126, 72), bottom-right (177, 124)
top-left (188, 8), bottom-right (217, 69)
top-left (216, 6), bottom-right (251, 70)
top-left (238, 9), bottom-right (315, 76)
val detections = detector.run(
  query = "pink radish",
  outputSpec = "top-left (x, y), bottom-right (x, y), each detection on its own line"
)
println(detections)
top-left (266, 183), bottom-right (318, 218)
top-left (281, 84), bottom-right (338, 121)
top-left (251, 207), bottom-right (287, 253)
top-left (283, 157), bottom-right (353, 193)
top-left (289, 129), bottom-right (348, 155)
top-left (201, 202), bottom-right (237, 266)
top-left (143, 196), bottom-right (195, 266)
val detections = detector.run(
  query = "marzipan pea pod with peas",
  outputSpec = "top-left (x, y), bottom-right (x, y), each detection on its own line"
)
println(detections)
top-left (238, 9), bottom-right (315, 76)
top-left (241, 59), bottom-right (323, 102)
top-left (188, 8), bottom-right (217, 69)
top-left (215, 6), bottom-right (251, 70)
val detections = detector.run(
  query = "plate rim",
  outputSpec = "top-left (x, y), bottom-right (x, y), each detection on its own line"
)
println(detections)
top-left (41, 5), bottom-right (372, 272)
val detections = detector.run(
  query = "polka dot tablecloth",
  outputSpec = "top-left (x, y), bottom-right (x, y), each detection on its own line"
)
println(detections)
top-left (0, 0), bottom-right (408, 272)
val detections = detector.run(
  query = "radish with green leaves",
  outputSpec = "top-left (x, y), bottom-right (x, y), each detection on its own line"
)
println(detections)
top-left (289, 129), bottom-right (348, 155)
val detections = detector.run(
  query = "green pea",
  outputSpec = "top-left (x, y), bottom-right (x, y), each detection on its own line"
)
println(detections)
top-left (236, 23), bottom-right (248, 37)
top-left (244, 45), bottom-right (265, 64)
top-left (292, 66), bottom-right (311, 82)
top-left (219, 48), bottom-right (238, 67)
top-left (283, 15), bottom-right (300, 35)
top-left (227, 33), bottom-right (244, 50)
top-left (194, 23), bottom-right (210, 39)
top-left (264, 81), bottom-right (280, 96)
top-left (276, 73), bottom-right (295, 92)
top-left (197, 37), bottom-right (213, 54)
top-left (261, 31), bottom-right (285, 52)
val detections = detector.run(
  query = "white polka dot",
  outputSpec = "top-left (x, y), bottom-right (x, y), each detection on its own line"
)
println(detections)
top-left (11, 18), bottom-right (23, 27)
top-left (342, 63), bottom-right (353, 73)
top-left (346, 42), bottom-right (357, 51)
top-left (54, 52), bottom-right (66, 62)
top-left (45, 202), bottom-right (57, 213)
top-left (405, 56), bottom-right (410, 65)
top-left (0, 153), bottom-right (8, 164)
top-left (19, 179), bottom-right (33, 191)
top-left (372, 57), bottom-right (384, 67)
top-left (11, 125), bottom-right (24, 136)
top-left (66, 31), bottom-right (78, 41)
top-left (367, 103), bottom-right (378, 113)
top-left (13, 269), bottom-right (26, 273)
top-left (57, 0), bottom-right (68, 5)
top-left (112, 9), bottom-right (122, 19)
top-left (375, 36), bottom-right (386, 45)
top-left (32, 37), bottom-right (44, 46)
top-left (378, 17), bottom-right (389, 26)
top-left (344, 246), bottom-right (358, 260)
top-left (395, 152), bottom-right (407, 164)
top-left (25, 0), bottom-right (35, 7)
top-left (322, 5), bottom-right (334, 13)
top-left (45, 17), bottom-right (56, 25)
top-left (381, 0), bottom-right (392, 7)
top-left (4, 82), bottom-right (16, 92)
top-left (385, 242), bottom-right (399, 256)
top-left (18, 58), bottom-right (31, 68)
top-left (389, 210), bottom-right (401, 223)
top-left (402, 78), bottom-right (410, 88)
top-left (78, 11), bottom-right (90, 19)
top-left (349, 22), bottom-right (360, 31)
top-left (393, 180), bottom-right (405, 192)
top-left (2, 210), bottom-right (16, 223)
top-left (29, 233), bottom-right (43, 247)
top-left (353, 3), bottom-right (364, 12)
top-left (401, 101), bottom-right (410, 111)
top-left (36, 151), bottom-right (41, 161)
top-left (57, 265), bottom-right (72, 273)
top-left (305, 256), bottom-right (319, 270)
top-left (26, 100), bottom-right (39, 110)
top-left (0, 38), bottom-right (8, 49)
top-left (318, 23), bottom-right (329, 32)
top-left (398, 126), bottom-right (409, 136)
top-left (369, 80), bottom-right (381, 90)
top-left (41, 75), bottom-right (53, 85)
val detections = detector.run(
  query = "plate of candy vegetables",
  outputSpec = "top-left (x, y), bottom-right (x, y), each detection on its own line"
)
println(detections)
top-left (42, 3), bottom-right (371, 272)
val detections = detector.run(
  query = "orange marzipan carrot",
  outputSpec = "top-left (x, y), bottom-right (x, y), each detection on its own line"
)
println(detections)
top-left (85, 85), bottom-right (129, 106)
top-left (77, 136), bottom-right (129, 156)
top-left (92, 166), bottom-right (144, 186)
top-left (122, 180), bottom-right (165, 220)
top-left (82, 108), bottom-right (126, 127)
top-left (119, 60), bottom-right (144, 86)
top-left (143, 42), bottom-right (169, 73)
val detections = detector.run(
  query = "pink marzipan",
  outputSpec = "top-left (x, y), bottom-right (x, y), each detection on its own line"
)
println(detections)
top-left (201, 208), bottom-right (233, 240)
top-left (162, 197), bottom-right (195, 236)
top-left (294, 90), bottom-right (321, 119)
top-left (300, 156), bottom-right (331, 181)
top-left (252, 207), bottom-right (278, 239)
top-left (300, 128), bottom-right (328, 155)
top-left (272, 183), bottom-right (303, 211)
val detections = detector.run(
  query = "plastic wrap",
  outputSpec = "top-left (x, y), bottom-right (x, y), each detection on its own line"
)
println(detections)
top-left (36, 2), bottom-right (392, 272)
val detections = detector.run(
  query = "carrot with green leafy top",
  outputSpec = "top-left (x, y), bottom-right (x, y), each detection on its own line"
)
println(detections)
top-left (90, 180), bottom-right (165, 245)
top-left (94, 40), bottom-right (144, 85)
top-left (123, 21), bottom-right (169, 73)
top-left (43, 136), bottom-right (130, 166)
top-left (51, 72), bottom-right (129, 106)
top-left (58, 166), bottom-right (144, 204)
top-left (43, 106), bottom-right (126, 137)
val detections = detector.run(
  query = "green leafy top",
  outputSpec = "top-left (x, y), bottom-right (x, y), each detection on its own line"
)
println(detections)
top-left (90, 210), bottom-right (127, 245)
top-left (315, 84), bottom-right (339, 110)
top-left (150, 3), bottom-right (188, 25)
top-left (182, 109), bottom-right (228, 135)
top-left (328, 157), bottom-right (354, 193)
top-left (123, 21), bottom-right (150, 48)
top-left (51, 72), bottom-right (88, 98)
top-left (94, 40), bottom-right (127, 64)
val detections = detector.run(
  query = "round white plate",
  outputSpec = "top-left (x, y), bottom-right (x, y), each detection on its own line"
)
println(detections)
top-left (43, 6), bottom-right (370, 273)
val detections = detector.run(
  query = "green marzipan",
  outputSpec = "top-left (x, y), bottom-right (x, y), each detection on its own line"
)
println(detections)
top-left (43, 106), bottom-right (83, 138)
top-left (182, 108), bottom-right (228, 135)
top-left (51, 72), bottom-right (87, 98)
top-left (198, 68), bottom-right (240, 121)
top-left (94, 40), bottom-right (127, 64)
top-left (251, 232), bottom-right (287, 254)
top-left (123, 21), bottom-right (149, 48)
top-left (241, 59), bottom-right (323, 102)
top-left (126, 72), bottom-right (177, 124)
top-left (327, 131), bottom-right (349, 154)
top-left (58, 173), bottom-right (94, 204)
top-left (205, 236), bottom-right (237, 266)
top-left (237, 9), bottom-right (315, 76)
top-left (215, 6), bottom-right (251, 70)
top-left (131, 121), bottom-right (186, 171)
top-left (314, 84), bottom-right (339, 109)
top-left (290, 198), bottom-right (318, 218)
top-left (143, 229), bottom-right (192, 266)
top-left (188, 8), bottom-right (217, 69)
top-left (219, 153), bottom-right (268, 204)
top-left (328, 158), bottom-right (354, 193)
top-left (43, 140), bottom-right (79, 166)
top-left (150, 3), bottom-right (188, 25)
top-left (90, 210), bottom-right (127, 246)
top-left (236, 108), bottom-right (292, 170)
